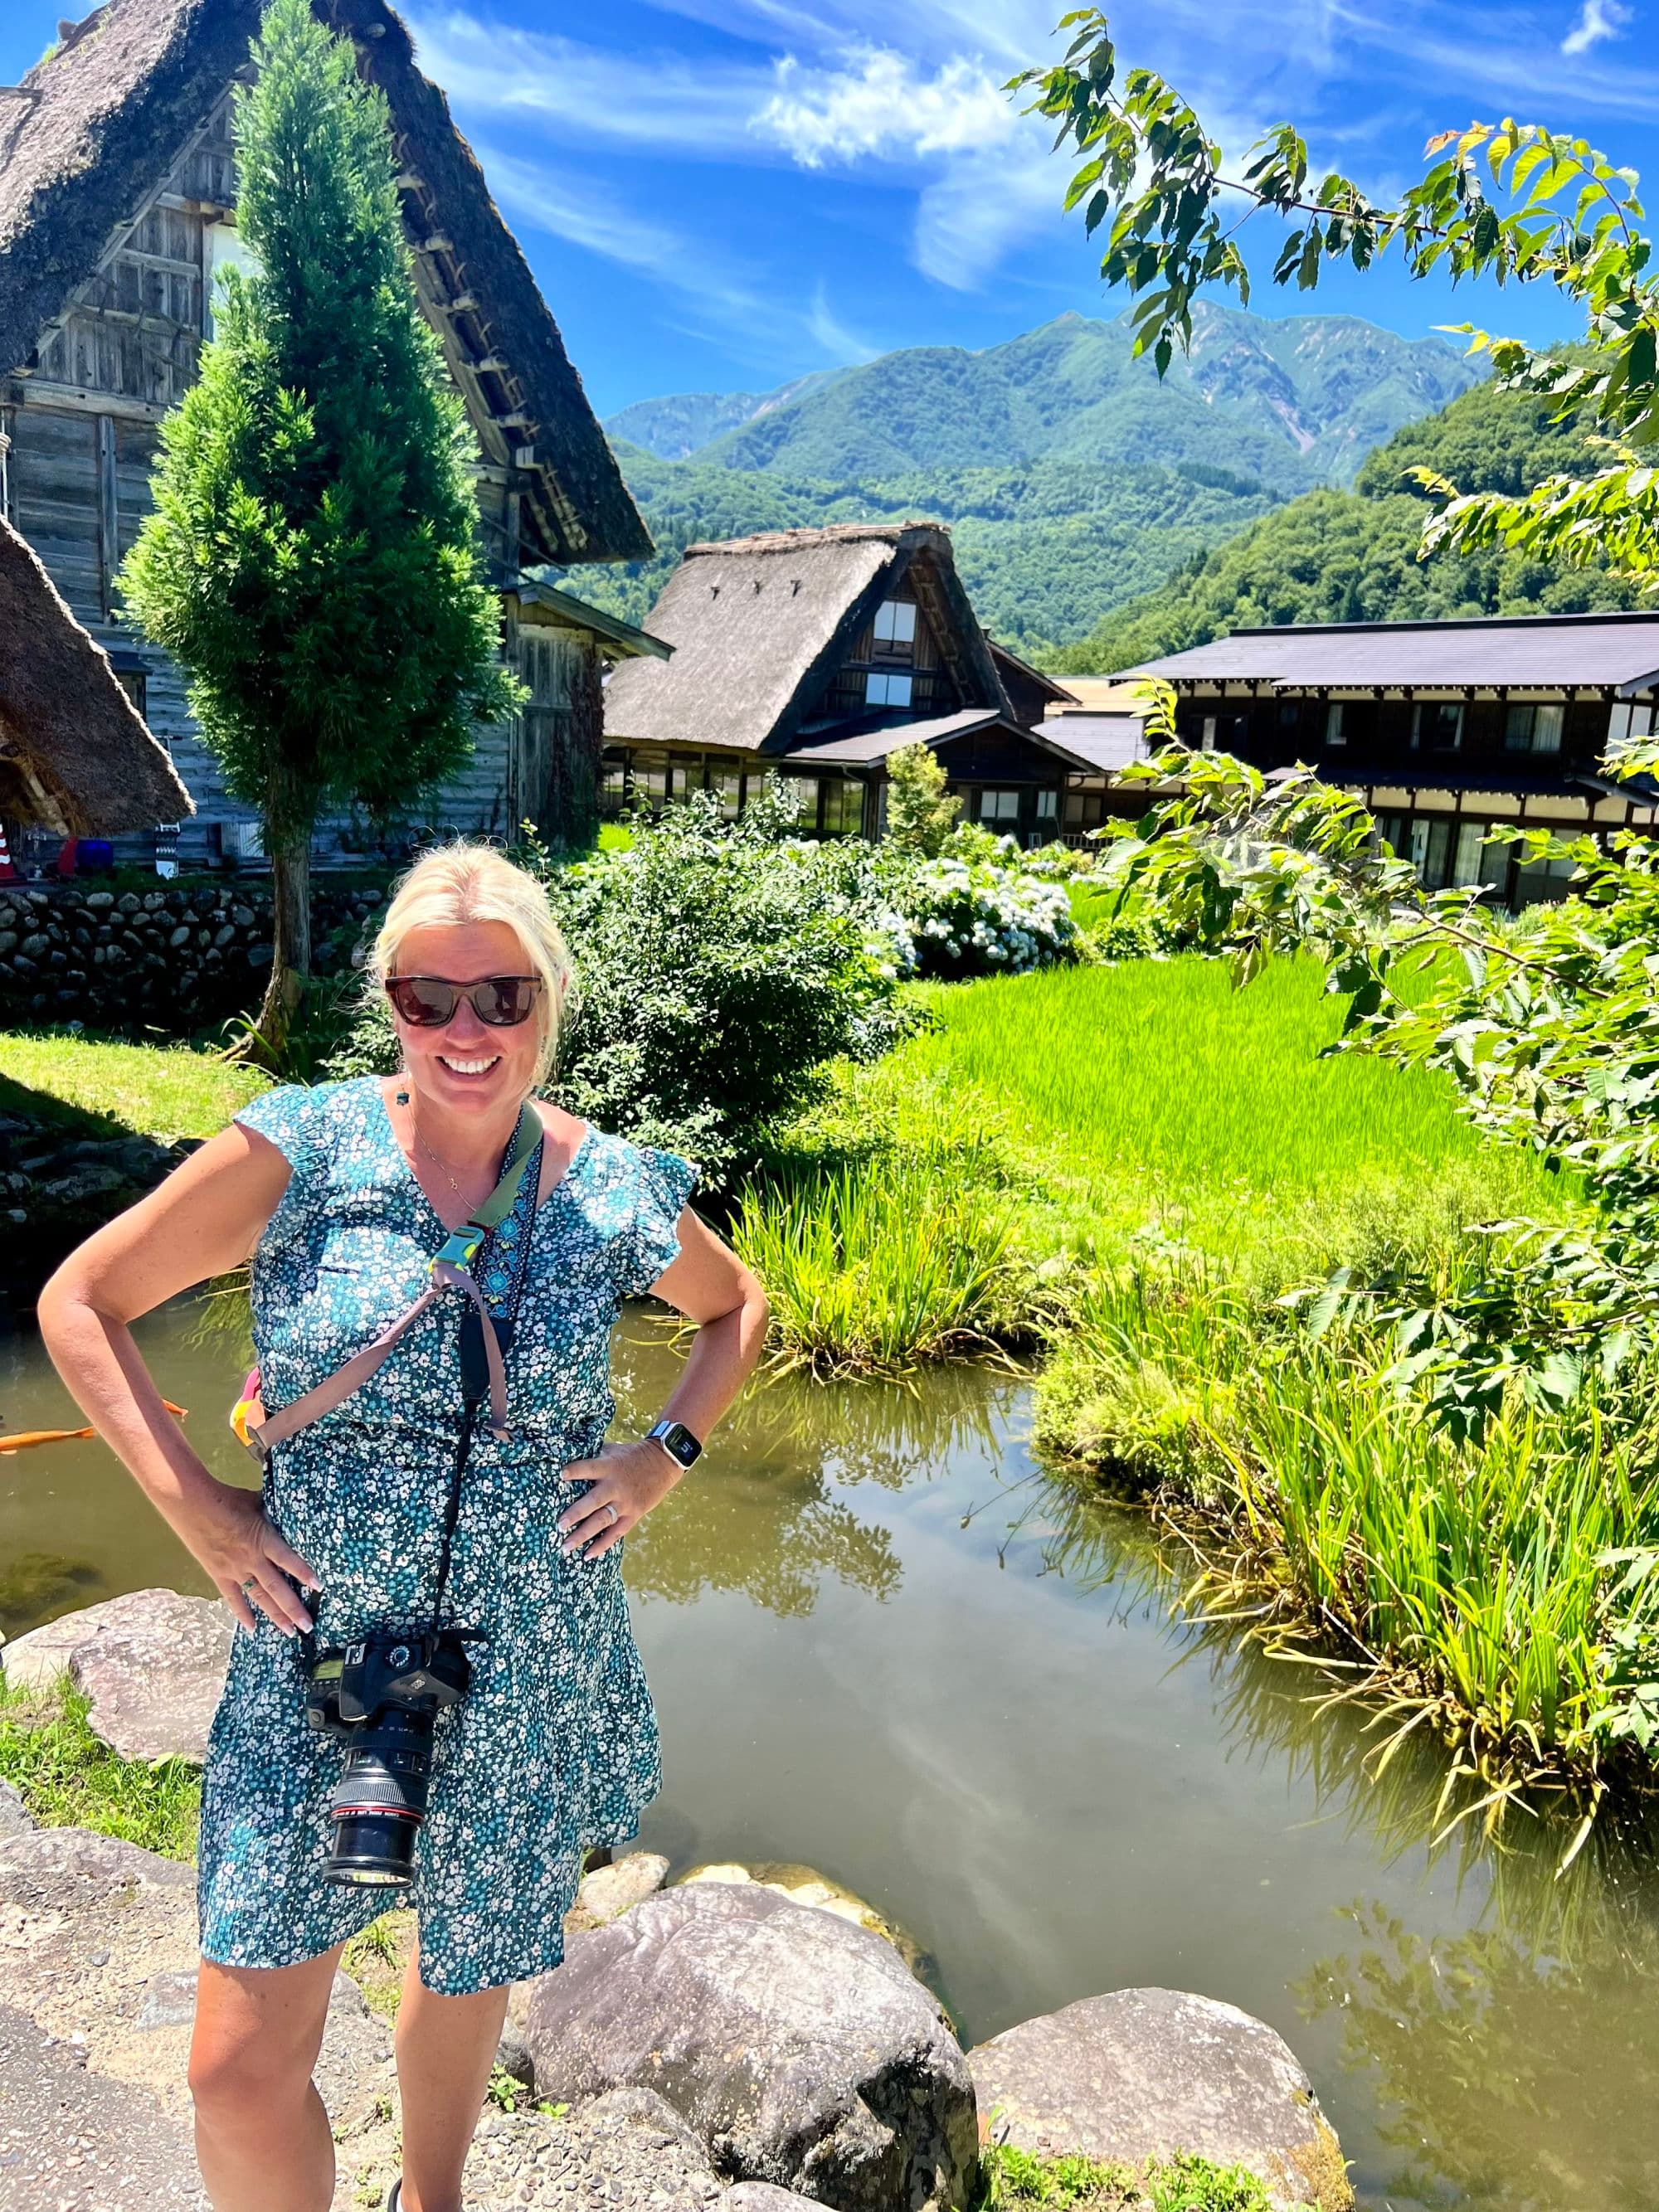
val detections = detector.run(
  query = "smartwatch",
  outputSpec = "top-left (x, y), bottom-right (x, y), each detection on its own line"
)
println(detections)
top-left (646, 1418), bottom-right (702, 1471)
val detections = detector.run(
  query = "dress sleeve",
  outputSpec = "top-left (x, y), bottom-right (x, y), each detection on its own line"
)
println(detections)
top-left (614, 1145), bottom-right (698, 1299)
top-left (233, 1083), bottom-right (320, 1171)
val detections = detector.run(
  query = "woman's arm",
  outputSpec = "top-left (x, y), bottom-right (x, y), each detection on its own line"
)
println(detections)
top-left (36, 1125), bottom-right (320, 1634)
top-left (557, 1208), bottom-right (767, 1560)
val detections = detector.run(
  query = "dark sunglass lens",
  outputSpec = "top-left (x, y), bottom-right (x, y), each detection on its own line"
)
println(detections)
top-left (478, 977), bottom-right (538, 1026)
top-left (388, 979), bottom-right (456, 1026)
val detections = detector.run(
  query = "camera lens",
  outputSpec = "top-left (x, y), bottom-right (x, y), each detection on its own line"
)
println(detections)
top-left (324, 1706), bottom-right (435, 1887)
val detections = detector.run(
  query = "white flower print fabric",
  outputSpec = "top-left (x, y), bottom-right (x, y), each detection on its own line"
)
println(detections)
top-left (196, 1077), bottom-right (695, 1993)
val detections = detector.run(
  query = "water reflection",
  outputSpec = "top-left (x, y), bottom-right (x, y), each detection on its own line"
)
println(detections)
top-left (610, 1322), bottom-right (1013, 1614)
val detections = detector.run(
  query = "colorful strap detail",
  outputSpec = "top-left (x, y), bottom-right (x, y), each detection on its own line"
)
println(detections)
top-left (243, 1103), bottom-right (542, 1465)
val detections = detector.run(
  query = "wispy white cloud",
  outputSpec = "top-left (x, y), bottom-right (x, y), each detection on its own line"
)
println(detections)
top-left (754, 47), bottom-right (1019, 166)
top-left (1561, 0), bottom-right (1634, 52)
top-left (806, 281), bottom-right (882, 362)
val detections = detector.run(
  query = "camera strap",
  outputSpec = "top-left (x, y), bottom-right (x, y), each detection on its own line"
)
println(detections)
top-left (246, 1102), bottom-right (544, 1465)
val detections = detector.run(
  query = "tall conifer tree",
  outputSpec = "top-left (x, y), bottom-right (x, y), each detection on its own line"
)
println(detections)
top-left (120, 0), bottom-right (518, 1048)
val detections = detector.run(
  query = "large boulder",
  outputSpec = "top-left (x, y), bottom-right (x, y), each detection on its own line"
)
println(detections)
top-left (523, 1881), bottom-right (977, 2212)
top-left (674, 1860), bottom-right (931, 1983)
top-left (968, 1987), bottom-right (1352, 2212)
top-left (1, 1587), bottom-right (231, 1762)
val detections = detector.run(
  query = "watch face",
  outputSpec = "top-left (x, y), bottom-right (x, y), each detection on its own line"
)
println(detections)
top-left (655, 1421), bottom-right (701, 1467)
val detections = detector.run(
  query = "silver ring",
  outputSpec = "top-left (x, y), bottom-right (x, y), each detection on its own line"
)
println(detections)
top-left (605, 1503), bottom-right (619, 1526)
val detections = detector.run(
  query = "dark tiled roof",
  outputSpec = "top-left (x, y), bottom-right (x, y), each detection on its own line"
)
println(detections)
top-left (1132, 612), bottom-right (1659, 694)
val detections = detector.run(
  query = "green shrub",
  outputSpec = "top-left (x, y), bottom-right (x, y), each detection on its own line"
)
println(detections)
top-left (885, 739), bottom-right (962, 859)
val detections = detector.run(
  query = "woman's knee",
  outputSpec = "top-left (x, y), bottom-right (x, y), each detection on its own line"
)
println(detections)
top-left (188, 1956), bottom-right (338, 2126)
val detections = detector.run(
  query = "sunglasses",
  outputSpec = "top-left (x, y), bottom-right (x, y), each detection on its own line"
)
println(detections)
top-left (384, 975), bottom-right (544, 1028)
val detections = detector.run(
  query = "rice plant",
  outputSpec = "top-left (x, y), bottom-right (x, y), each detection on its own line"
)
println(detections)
top-left (734, 1151), bottom-right (1020, 1376)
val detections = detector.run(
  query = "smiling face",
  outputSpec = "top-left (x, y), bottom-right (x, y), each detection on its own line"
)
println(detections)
top-left (388, 919), bottom-right (548, 1124)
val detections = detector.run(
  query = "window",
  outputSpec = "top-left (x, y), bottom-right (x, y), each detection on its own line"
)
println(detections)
top-left (1035, 787), bottom-right (1058, 819)
top-left (783, 776), bottom-right (820, 833)
top-left (1452, 821), bottom-right (1487, 886)
top-left (1410, 817), bottom-right (1454, 889)
top-left (713, 769), bottom-right (743, 820)
top-left (1200, 716), bottom-right (1218, 753)
top-left (872, 600), bottom-right (917, 649)
top-left (112, 667), bottom-right (148, 720)
top-left (1413, 701), bottom-right (1464, 751)
top-left (1277, 700), bottom-right (1300, 730)
top-left (980, 789), bottom-right (1021, 824)
top-left (865, 670), bottom-right (913, 709)
top-left (821, 778), bottom-right (864, 836)
top-left (1325, 702), bottom-right (1346, 748)
top-left (1506, 701), bottom-right (1564, 754)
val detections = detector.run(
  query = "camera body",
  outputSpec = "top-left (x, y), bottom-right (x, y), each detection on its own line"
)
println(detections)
top-left (304, 1626), bottom-right (483, 1887)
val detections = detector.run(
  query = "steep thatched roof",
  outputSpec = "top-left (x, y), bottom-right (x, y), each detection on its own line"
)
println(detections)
top-left (603, 523), bottom-right (1010, 755)
top-left (0, 0), bottom-right (649, 567)
top-left (0, 516), bottom-right (193, 832)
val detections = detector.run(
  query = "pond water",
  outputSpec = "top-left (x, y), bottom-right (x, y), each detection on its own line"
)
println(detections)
top-left (5, 1302), bottom-right (1659, 2212)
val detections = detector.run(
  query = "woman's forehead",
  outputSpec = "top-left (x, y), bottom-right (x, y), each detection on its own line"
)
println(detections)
top-left (396, 917), bottom-right (528, 970)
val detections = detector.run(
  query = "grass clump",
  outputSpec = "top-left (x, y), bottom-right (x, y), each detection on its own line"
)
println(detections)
top-left (0, 1029), bottom-right (268, 1141)
top-left (976, 2142), bottom-right (1280, 2210)
top-left (1037, 1268), bottom-right (1659, 1806)
top-left (0, 1672), bottom-right (200, 1859)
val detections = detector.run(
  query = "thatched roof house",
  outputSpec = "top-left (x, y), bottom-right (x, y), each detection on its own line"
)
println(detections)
top-left (0, 515), bottom-right (192, 833)
top-left (0, 0), bottom-right (657, 859)
top-left (0, 0), bottom-right (647, 570)
top-left (603, 522), bottom-right (1106, 843)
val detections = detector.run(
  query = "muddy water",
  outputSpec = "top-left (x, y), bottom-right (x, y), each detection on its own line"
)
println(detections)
top-left (4, 1301), bottom-right (1659, 2212)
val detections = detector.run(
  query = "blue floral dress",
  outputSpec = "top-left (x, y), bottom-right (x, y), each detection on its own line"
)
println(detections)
top-left (196, 1076), bottom-right (695, 1994)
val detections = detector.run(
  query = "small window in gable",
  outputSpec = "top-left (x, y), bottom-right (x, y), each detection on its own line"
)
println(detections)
top-left (866, 671), bottom-right (913, 709)
top-left (873, 600), bottom-right (917, 648)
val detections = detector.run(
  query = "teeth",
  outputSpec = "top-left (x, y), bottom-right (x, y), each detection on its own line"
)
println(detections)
top-left (440, 1056), bottom-right (498, 1075)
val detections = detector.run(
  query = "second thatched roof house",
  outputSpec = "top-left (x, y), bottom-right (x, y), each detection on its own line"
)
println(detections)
top-left (0, 513), bottom-right (191, 835)
top-left (0, 0), bottom-right (662, 863)
top-left (603, 523), bottom-right (1096, 843)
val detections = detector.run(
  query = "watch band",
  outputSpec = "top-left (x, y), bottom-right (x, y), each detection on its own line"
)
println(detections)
top-left (647, 1418), bottom-right (702, 1470)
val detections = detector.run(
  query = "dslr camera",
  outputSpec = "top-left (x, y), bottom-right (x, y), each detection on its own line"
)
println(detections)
top-left (303, 1626), bottom-right (484, 1887)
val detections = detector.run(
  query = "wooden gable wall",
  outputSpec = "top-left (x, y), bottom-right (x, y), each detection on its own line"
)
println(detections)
top-left (819, 571), bottom-right (957, 725)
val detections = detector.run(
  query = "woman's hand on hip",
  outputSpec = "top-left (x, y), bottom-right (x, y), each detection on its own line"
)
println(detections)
top-left (182, 1480), bottom-right (319, 1636)
top-left (557, 1439), bottom-right (680, 1560)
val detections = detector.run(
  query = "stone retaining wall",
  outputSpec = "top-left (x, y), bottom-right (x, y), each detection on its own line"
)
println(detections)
top-left (0, 880), bottom-right (385, 1033)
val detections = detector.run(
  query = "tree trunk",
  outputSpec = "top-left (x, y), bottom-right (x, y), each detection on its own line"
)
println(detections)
top-left (252, 826), bottom-right (312, 1067)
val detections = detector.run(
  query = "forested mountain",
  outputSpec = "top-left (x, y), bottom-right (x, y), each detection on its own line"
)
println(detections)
top-left (574, 305), bottom-right (1480, 657)
top-left (608, 304), bottom-right (1477, 488)
top-left (1057, 375), bottom-right (1640, 673)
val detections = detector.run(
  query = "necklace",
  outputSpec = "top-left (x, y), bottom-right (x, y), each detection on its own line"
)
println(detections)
top-left (397, 1090), bottom-right (486, 1205)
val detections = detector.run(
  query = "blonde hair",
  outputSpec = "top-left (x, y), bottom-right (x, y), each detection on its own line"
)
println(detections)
top-left (372, 841), bottom-right (571, 1086)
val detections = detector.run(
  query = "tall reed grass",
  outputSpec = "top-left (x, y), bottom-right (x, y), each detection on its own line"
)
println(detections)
top-left (733, 1150), bottom-right (1019, 1376)
top-left (1038, 1270), bottom-right (1659, 1813)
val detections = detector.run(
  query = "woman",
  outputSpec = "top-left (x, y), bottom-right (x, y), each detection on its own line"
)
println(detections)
top-left (38, 842), bottom-right (767, 2212)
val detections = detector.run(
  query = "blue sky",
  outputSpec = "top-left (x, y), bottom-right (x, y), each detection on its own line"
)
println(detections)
top-left (4, 0), bottom-right (1657, 416)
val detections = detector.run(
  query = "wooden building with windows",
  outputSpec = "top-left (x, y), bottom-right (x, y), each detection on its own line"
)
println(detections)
top-left (0, 0), bottom-right (659, 864)
top-left (601, 522), bottom-right (1097, 841)
top-left (1132, 612), bottom-right (1659, 907)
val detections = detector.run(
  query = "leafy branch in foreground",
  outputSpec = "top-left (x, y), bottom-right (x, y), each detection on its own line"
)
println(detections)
top-left (1013, 10), bottom-right (1659, 588)
top-left (1096, 706), bottom-right (1659, 1432)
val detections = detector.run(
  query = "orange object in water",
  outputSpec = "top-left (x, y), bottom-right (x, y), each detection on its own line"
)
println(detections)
top-left (0, 1400), bottom-right (187, 1454)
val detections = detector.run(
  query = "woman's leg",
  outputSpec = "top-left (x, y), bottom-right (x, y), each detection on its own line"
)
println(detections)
top-left (394, 1939), bottom-right (510, 2212)
top-left (189, 1946), bottom-right (347, 2212)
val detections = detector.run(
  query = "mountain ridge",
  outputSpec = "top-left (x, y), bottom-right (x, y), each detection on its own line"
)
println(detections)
top-left (606, 304), bottom-right (1480, 489)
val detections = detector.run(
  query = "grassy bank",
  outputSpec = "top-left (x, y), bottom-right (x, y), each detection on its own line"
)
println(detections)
top-left (0, 1030), bottom-right (267, 1141)
top-left (0, 1675), bottom-right (200, 1858)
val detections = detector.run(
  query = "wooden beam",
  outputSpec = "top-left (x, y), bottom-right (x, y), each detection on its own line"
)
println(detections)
top-left (97, 412), bottom-right (119, 620)
top-left (12, 382), bottom-right (166, 422)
